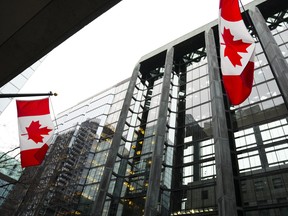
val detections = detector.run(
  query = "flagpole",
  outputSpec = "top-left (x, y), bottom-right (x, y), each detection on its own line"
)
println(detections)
top-left (239, 0), bottom-right (255, 35)
top-left (0, 91), bottom-right (57, 98)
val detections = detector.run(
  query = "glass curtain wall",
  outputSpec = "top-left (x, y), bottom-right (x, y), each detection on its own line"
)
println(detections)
top-left (100, 45), bottom-right (217, 215)
top-left (229, 8), bottom-right (288, 216)
top-left (170, 48), bottom-right (216, 215)
top-left (10, 81), bottom-right (129, 215)
top-left (105, 65), bottom-right (166, 215)
top-left (0, 55), bottom-right (46, 114)
top-left (75, 81), bottom-right (129, 215)
top-left (94, 4), bottom-right (288, 215)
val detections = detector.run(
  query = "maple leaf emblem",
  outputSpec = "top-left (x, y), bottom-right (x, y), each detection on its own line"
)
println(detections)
top-left (221, 27), bottom-right (252, 67)
top-left (22, 121), bottom-right (52, 144)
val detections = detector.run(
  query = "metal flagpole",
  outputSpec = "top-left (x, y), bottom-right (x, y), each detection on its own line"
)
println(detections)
top-left (0, 91), bottom-right (57, 98)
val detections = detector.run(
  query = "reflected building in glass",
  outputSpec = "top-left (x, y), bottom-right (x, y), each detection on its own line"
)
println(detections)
top-left (0, 152), bottom-right (22, 207)
top-left (0, 78), bottom-right (130, 215)
top-left (2, 0), bottom-right (288, 215)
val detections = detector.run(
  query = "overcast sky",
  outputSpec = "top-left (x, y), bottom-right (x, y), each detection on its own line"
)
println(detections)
top-left (0, 0), bottom-right (253, 156)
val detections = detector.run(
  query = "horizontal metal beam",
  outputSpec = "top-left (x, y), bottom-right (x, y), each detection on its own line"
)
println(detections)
top-left (0, 92), bottom-right (57, 98)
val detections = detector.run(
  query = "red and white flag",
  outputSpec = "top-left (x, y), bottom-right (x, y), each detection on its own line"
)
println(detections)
top-left (219, 0), bottom-right (255, 105)
top-left (16, 98), bottom-right (54, 168)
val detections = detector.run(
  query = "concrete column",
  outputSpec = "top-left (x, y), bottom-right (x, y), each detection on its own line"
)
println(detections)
top-left (144, 48), bottom-right (174, 216)
top-left (91, 63), bottom-right (141, 215)
top-left (205, 29), bottom-right (238, 216)
top-left (108, 158), bottom-right (128, 215)
top-left (249, 7), bottom-right (288, 106)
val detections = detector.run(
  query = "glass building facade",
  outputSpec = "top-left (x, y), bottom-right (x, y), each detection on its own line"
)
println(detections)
top-left (2, 0), bottom-right (288, 215)
top-left (0, 56), bottom-right (46, 115)
top-left (0, 79), bottom-right (130, 215)
top-left (0, 152), bottom-right (21, 207)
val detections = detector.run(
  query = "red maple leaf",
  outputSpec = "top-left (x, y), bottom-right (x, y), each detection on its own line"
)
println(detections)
top-left (22, 121), bottom-right (52, 144)
top-left (221, 27), bottom-right (252, 67)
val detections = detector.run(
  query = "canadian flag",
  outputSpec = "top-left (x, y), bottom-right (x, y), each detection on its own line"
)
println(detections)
top-left (219, 0), bottom-right (255, 105)
top-left (16, 98), bottom-right (54, 168)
